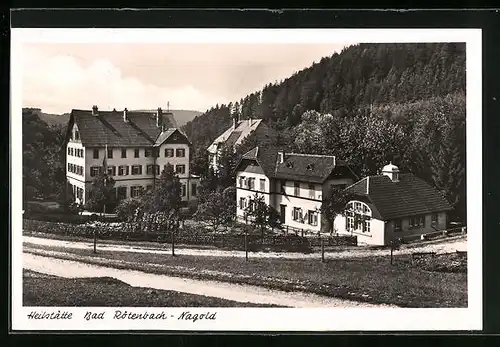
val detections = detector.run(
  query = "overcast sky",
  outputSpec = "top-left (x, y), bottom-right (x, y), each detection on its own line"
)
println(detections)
top-left (22, 43), bottom-right (352, 114)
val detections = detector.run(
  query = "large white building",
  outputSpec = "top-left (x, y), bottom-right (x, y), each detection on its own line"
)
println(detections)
top-left (234, 146), bottom-right (357, 233)
top-left (65, 106), bottom-right (199, 206)
top-left (207, 115), bottom-right (276, 173)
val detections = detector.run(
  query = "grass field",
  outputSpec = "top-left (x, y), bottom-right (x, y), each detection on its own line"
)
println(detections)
top-left (24, 243), bottom-right (467, 308)
top-left (23, 270), bottom-right (278, 307)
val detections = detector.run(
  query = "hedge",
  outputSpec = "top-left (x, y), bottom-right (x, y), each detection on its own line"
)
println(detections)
top-left (22, 219), bottom-right (357, 253)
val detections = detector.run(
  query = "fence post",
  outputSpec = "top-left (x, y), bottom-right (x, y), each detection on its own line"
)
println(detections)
top-left (321, 238), bottom-right (325, 263)
top-left (171, 229), bottom-right (175, 257)
top-left (93, 229), bottom-right (97, 254)
top-left (244, 233), bottom-right (248, 261)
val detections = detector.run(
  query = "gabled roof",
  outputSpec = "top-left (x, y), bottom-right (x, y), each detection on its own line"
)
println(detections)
top-left (207, 119), bottom-right (264, 153)
top-left (66, 109), bottom-right (177, 147)
top-left (153, 128), bottom-right (191, 147)
top-left (238, 146), bottom-right (353, 184)
top-left (346, 174), bottom-right (453, 220)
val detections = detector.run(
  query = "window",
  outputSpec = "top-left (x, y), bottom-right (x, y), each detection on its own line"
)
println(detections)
top-left (107, 148), bottom-right (113, 158)
top-left (70, 148), bottom-right (74, 156)
top-left (107, 166), bottom-right (116, 176)
top-left (93, 149), bottom-right (99, 159)
top-left (117, 187), bottom-right (127, 200)
top-left (118, 165), bottom-right (129, 176)
top-left (81, 149), bottom-right (84, 158)
top-left (308, 183), bottom-right (315, 199)
top-left (308, 210), bottom-right (318, 226)
top-left (67, 147), bottom-right (71, 155)
top-left (409, 216), bottom-right (425, 229)
top-left (431, 214), bottom-right (438, 226)
top-left (134, 149), bottom-right (140, 158)
top-left (155, 165), bottom-right (160, 175)
top-left (121, 148), bottom-right (127, 158)
top-left (260, 179), bottom-right (265, 191)
top-left (354, 202), bottom-right (362, 212)
top-left (165, 148), bottom-right (174, 157)
top-left (131, 165), bottom-right (142, 175)
top-left (176, 165), bottom-right (186, 175)
top-left (145, 148), bottom-right (153, 157)
top-left (294, 182), bottom-right (300, 197)
top-left (363, 219), bottom-right (371, 233)
top-left (75, 130), bottom-right (80, 141)
top-left (292, 207), bottom-right (303, 222)
top-left (130, 186), bottom-right (143, 198)
top-left (192, 183), bottom-right (197, 196)
top-left (239, 197), bottom-right (245, 210)
top-left (248, 178), bottom-right (255, 190)
top-left (239, 176), bottom-right (245, 188)
top-left (67, 163), bottom-right (71, 171)
top-left (147, 165), bottom-right (154, 175)
top-left (176, 148), bottom-right (186, 157)
top-left (181, 184), bottom-right (186, 197)
top-left (347, 216), bottom-right (354, 230)
top-left (90, 166), bottom-right (100, 177)
top-left (394, 220), bottom-right (402, 232)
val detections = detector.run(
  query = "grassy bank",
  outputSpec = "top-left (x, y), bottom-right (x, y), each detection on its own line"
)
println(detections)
top-left (24, 244), bottom-right (467, 308)
top-left (23, 270), bottom-right (278, 307)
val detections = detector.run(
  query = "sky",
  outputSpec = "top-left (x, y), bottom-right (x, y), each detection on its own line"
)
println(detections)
top-left (22, 43), bottom-right (352, 114)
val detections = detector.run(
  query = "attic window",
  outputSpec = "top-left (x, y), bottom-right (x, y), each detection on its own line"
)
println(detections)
top-left (286, 162), bottom-right (293, 169)
top-left (306, 163), bottom-right (314, 170)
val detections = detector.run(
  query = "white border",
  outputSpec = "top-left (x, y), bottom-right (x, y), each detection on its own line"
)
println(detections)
top-left (11, 28), bottom-right (482, 332)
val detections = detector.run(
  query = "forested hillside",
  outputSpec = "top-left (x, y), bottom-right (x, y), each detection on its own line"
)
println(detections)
top-left (183, 43), bottom-right (466, 222)
top-left (22, 109), bottom-right (67, 202)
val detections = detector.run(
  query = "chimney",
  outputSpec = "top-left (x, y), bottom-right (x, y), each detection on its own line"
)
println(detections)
top-left (156, 107), bottom-right (162, 128)
top-left (92, 105), bottom-right (98, 116)
top-left (277, 150), bottom-right (285, 164)
top-left (366, 176), bottom-right (370, 194)
top-left (123, 108), bottom-right (129, 122)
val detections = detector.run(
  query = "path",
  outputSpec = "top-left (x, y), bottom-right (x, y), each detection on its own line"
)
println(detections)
top-left (23, 253), bottom-right (390, 308)
top-left (23, 235), bottom-right (467, 260)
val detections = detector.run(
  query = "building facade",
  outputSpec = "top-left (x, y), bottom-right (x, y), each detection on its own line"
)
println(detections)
top-left (65, 106), bottom-right (199, 207)
top-left (207, 115), bottom-right (276, 173)
top-left (234, 147), bottom-right (356, 233)
top-left (333, 163), bottom-right (453, 245)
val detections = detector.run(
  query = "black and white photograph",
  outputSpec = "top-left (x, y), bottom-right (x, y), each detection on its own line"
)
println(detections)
top-left (11, 28), bottom-right (482, 331)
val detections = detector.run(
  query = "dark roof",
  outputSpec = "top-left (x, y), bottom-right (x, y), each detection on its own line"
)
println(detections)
top-left (346, 174), bottom-right (453, 220)
top-left (239, 146), bottom-right (352, 184)
top-left (67, 109), bottom-right (176, 147)
top-left (225, 131), bottom-right (242, 148)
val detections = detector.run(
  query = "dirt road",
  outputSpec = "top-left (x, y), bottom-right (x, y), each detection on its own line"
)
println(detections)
top-left (23, 253), bottom-right (391, 308)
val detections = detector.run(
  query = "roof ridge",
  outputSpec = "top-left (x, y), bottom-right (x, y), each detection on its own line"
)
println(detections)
top-left (287, 152), bottom-right (336, 158)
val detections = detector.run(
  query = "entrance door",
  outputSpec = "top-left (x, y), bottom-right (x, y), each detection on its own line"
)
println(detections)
top-left (280, 204), bottom-right (286, 224)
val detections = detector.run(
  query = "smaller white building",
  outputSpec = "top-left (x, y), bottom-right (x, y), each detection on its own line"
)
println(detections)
top-left (207, 115), bottom-right (276, 173)
top-left (334, 163), bottom-right (453, 245)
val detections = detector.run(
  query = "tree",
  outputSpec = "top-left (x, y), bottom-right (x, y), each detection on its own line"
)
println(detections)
top-left (115, 198), bottom-right (142, 222)
top-left (140, 164), bottom-right (181, 214)
top-left (267, 206), bottom-right (283, 233)
top-left (321, 185), bottom-right (355, 234)
top-left (245, 193), bottom-right (270, 239)
top-left (194, 187), bottom-right (234, 233)
top-left (85, 172), bottom-right (116, 213)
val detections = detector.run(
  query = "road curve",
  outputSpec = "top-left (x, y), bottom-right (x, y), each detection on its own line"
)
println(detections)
top-left (23, 252), bottom-right (392, 308)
